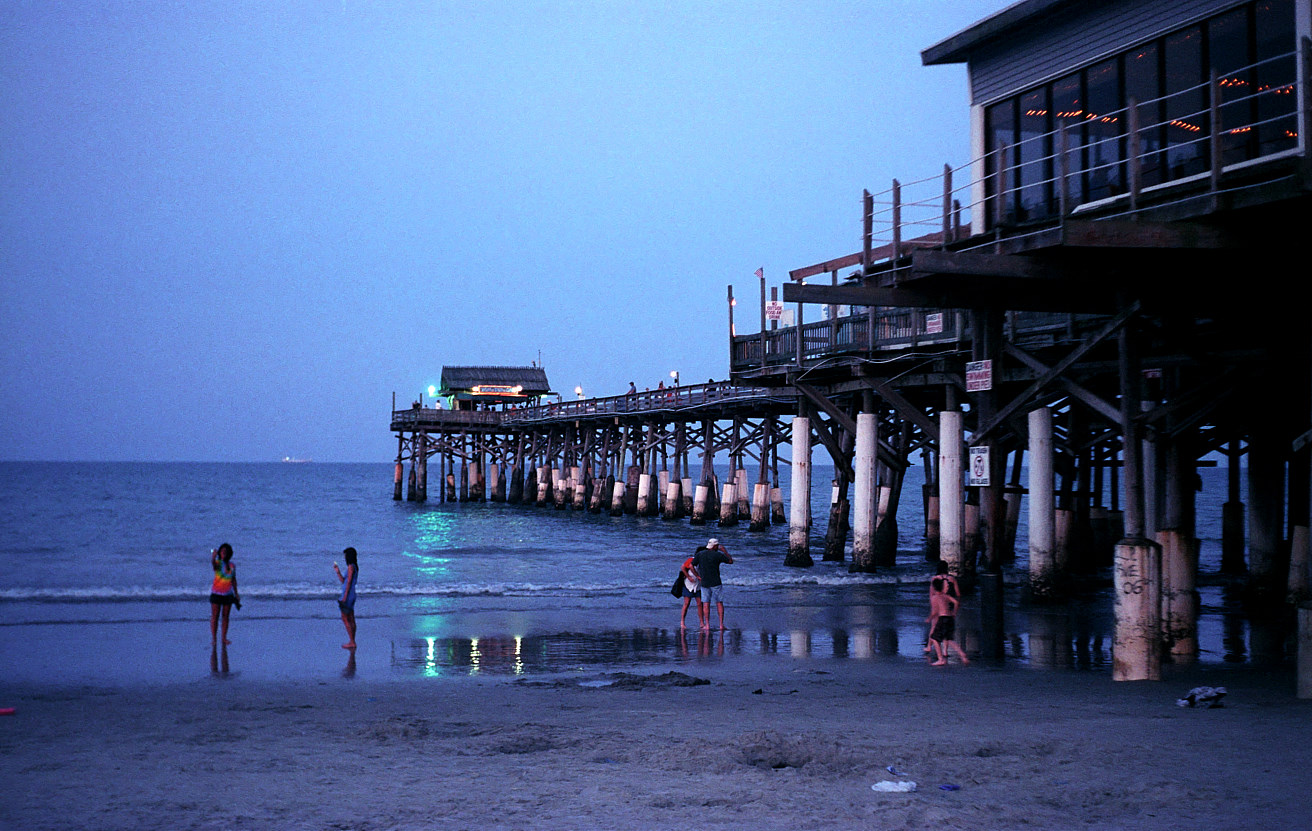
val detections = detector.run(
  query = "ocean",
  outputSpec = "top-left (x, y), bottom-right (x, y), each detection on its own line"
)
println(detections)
top-left (0, 461), bottom-right (1286, 687)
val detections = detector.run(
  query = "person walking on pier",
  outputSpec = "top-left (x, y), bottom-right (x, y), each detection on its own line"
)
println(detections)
top-left (334, 547), bottom-right (359, 649)
top-left (208, 543), bottom-right (240, 645)
top-left (693, 538), bottom-right (733, 631)
top-left (677, 555), bottom-right (701, 629)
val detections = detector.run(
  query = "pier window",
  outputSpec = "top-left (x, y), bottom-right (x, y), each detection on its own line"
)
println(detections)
top-left (1255, 0), bottom-right (1297, 156)
top-left (1084, 58), bottom-right (1123, 201)
top-left (1162, 25), bottom-right (1207, 180)
top-left (982, 0), bottom-right (1296, 228)
top-left (1017, 86), bottom-right (1053, 221)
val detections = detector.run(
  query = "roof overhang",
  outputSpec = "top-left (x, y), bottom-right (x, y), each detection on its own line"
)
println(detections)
top-left (921, 0), bottom-right (1075, 65)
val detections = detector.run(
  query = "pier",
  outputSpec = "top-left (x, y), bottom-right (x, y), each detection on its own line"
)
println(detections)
top-left (391, 0), bottom-right (1312, 683)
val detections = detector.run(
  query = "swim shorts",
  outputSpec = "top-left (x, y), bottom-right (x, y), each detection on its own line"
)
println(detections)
top-left (930, 615), bottom-right (956, 642)
top-left (700, 584), bottom-right (725, 605)
top-left (338, 600), bottom-right (355, 614)
top-left (210, 593), bottom-right (236, 606)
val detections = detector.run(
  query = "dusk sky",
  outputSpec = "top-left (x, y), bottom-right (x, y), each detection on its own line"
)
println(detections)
top-left (2, 1), bottom-right (1003, 462)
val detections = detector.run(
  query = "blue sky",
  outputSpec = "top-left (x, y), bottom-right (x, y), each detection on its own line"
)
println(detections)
top-left (2, 1), bottom-right (1003, 462)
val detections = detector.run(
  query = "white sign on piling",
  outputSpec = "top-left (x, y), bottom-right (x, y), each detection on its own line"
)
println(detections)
top-left (765, 301), bottom-right (784, 321)
top-left (968, 445), bottom-right (990, 487)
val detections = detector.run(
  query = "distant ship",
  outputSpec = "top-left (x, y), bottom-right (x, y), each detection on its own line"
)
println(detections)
top-left (281, 456), bottom-right (312, 463)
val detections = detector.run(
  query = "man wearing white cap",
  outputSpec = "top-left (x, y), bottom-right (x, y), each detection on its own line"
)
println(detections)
top-left (693, 538), bottom-right (733, 631)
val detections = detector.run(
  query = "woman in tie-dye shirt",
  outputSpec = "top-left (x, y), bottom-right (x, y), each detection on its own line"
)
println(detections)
top-left (209, 543), bottom-right (240, 644)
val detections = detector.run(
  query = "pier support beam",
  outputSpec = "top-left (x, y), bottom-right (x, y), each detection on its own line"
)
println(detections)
top-left (851, 412), bottom-right (878, 573)
top-left (1028, 406), bottom-right (1057, 600)
top-left (786, 416), bottom-right (813, 567)
top-left (1247, 431), bottom-right (1287, 607)
top-left (938, 410), bottom-right (964, 581)
top-left (1113, 539), bottom-right (1163, 681)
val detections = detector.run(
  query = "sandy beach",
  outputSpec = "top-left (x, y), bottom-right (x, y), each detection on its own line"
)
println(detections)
top-left (3, 646), bottom-right (1308, 831)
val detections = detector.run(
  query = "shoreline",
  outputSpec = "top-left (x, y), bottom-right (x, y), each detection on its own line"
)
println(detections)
top-left (2, 653), bottom-right (1308, 830)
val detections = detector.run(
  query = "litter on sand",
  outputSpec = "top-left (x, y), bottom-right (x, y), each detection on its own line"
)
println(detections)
top-left (872, 780), bottom-right (918, 792)
top-left (1176, 686), bottom-right (1227, 708)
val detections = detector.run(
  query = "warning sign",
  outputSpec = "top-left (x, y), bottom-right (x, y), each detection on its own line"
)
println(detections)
top-left (968, 446), bottom-right (990, 487)
top-left (965, 359), bottom-right (992, 392)
top-left (765, 301), bottom-right (785, 321)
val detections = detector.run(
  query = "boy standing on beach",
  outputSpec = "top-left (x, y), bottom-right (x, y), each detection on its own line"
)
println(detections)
top-left (693, 538), bottom-right (733, 631)
top-left (927, 575), bottom-right (969, 666)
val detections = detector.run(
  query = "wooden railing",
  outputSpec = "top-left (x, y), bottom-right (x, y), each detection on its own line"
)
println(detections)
top-left (391, 382), bottom-right (787, 431)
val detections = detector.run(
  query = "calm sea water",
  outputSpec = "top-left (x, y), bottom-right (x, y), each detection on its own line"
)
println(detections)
top-left (0, 461), bottom-right (1281, 684)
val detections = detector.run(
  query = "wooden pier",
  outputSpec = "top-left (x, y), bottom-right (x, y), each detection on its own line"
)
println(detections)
top-left (391, 1), bottom-right (1312, 683)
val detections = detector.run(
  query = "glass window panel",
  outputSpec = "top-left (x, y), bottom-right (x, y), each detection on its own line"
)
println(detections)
top-left (1209, 7), bottom-right (1254, 164)
top-left (1254, 0), bottom-right (1296, 155)
top-left (1017, 86), bottom-right (1052, 221)
top-left (985, 99), bottom-right (1017, 226)
top-left (1163, 26), bottom-right (1206, 179)
top-left (1052, 72), bottom-right (1085, 208)
top-left (1084, 57), bottom-right (1124, 200)
top-left (1125, 42), bottom-right (1164, 187)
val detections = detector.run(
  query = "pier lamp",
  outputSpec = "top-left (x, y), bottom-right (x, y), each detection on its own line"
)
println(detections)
top-left (427, 385), bottom-right (436, 404)
top-left (575, 385), bottom-right (584, 399)
top-left (669, 370), bottom-right (679, 387)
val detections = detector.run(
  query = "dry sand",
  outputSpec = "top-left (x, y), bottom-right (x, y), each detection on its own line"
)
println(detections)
top-left (2, 657), bottom-right (1308, 831)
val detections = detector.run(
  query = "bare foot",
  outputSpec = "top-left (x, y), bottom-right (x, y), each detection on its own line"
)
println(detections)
top-left (931, 660), bottom-right (946, 666)
top-left (342, 643), bottom-right (356, 649)
top-left (923, 645), bottom-right (933, 653)
top-left (960, 657), bottom-right (970, 665)
top-left (223, 639), bottom-right (232, 645)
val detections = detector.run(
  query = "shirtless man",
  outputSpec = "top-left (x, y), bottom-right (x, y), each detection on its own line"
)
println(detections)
top-left (926, 575), bottom-right (969, 666)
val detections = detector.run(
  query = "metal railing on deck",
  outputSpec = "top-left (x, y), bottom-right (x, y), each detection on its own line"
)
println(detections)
top-left (391, 382), bottom-right (787, 431)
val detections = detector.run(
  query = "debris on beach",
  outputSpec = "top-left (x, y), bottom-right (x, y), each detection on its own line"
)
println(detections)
top-left (871, 780), bottom-right (918, 792)
top-left (1176, 686), bottom-right (1227, 708)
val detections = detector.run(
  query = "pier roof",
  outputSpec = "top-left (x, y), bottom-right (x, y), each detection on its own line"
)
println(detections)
top-left (921, 0), bottom-right (1074, 65)
top-left (440, 365), bottom-right (552, 398)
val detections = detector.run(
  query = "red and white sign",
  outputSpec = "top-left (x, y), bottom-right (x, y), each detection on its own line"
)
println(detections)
top-left (925, 313), bottom-right (944, 334)
top-left (966, 359), bottom-right (992, 392)
top-left (765, 301), bottom-right (784, 321)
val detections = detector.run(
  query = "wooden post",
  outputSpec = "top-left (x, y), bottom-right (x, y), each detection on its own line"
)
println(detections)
top-left (1248, 430), bottom-right (1288, 605)
top-left (1299, 601), bottom-right (1312, 699)
top-left (718, 481), bottom-right (738, 527)
top-left (941, 164), bottom-right (953, 243)
top-left (1113, 309), bottom-right (1161, 681)
top-left (852, 412), bottom-right (878, 572)
top-left (393, 434), bottom-right (404, 501)
top-left (1127, 97), bottom-right (1141, 213)
top-left (416, 433), bottom-right (428, 502)
top-left (1029, 406), bottom-right (1057, 600)
top-left (939, 410), bottom-right (964, 579)
top-left (406, 437), bottom-right (418, 502)
top-left (1113, 539), bottom-right (1162, 681)
top-left (891, 179), bottom-right (902, 260)
top-left (609, 478), bottom-right (626, 517)
top-left (786, 415), bottom-right (813, 567)
top-left (1222, 438), bottom-right (1247, 574)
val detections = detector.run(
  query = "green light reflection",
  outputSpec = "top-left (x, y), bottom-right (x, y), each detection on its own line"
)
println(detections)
top-left (410, 510), bottom-right (458, 549)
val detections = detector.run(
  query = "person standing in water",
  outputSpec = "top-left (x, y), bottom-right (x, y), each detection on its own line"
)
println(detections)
top-left (333, 547), bottom-right (359, 649)
top-left (209, 543), bottom-right (240, 645)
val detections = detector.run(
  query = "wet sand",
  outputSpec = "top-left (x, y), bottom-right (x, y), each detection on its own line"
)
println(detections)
top-left (2, 647), bottom-right (1309, 831)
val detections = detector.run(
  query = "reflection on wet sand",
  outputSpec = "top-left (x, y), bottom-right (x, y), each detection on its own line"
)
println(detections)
top-left (387, 595), bottom-right (1292, 678)
top-left (209, 643), bottom-right (231, 678)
